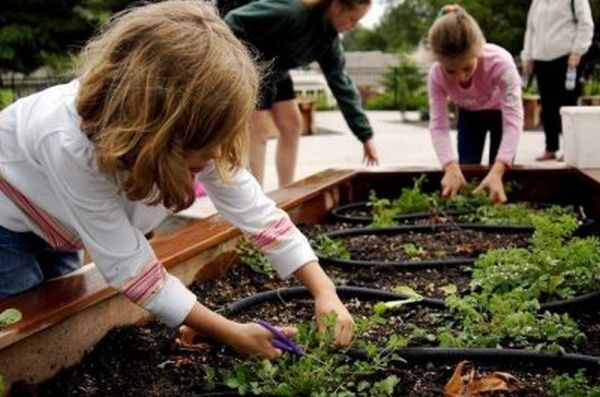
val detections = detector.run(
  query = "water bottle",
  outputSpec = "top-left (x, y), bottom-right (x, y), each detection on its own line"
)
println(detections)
top-left (565, 66), bottom-right (577, 91)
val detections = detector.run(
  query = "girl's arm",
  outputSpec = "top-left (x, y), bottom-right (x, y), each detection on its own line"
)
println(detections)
top-left (428, 67), bottom-right (455, 168)
top-left (198, 165), bottom-right (354, 345)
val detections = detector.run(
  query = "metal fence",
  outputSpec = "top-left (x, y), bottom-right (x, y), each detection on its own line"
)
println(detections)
top-left (1, 75), bottom-right (73, 100)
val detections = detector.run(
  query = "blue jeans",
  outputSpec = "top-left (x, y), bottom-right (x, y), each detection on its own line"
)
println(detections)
top-left (0, 226), bottom-right (82, 299)
top-left (457, 108), bottom-right (503, 165)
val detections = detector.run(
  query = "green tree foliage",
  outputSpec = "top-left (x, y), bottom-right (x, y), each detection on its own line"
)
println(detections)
top-left (0, 0), bottom-right (132, 74)
top-left (346, 0), bottom-right (531, 56)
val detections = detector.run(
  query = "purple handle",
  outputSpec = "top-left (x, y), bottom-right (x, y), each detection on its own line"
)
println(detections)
top-left (257, 320), bottom-right (304, 356)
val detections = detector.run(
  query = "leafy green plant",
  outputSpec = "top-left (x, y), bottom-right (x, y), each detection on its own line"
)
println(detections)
top-left (235, 238), bottom-right (275, 276)
top-left (434, 213), bottom-right (600, 353)
top-left (437, 290), bottom-right (585, 353)
top-left (547, 369), bottom-right (600, 396)
top-left (205, 313), bottom-right (404, 396)
top-left (0, 373), bottom-right (5, 397)
top-left (471, 214), bottom-right (600, 300)
top-left (0, 308), bottom-right (22, 329)
top-left (313, 235), bottom-right (351, 260)
top-left (402, 243), bottom-right (425, 258)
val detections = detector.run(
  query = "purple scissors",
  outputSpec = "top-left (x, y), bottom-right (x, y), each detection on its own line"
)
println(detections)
top-left (257, 320), bottom-right (305, 356)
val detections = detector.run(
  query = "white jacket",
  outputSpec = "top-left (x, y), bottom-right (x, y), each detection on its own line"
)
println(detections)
top-left (521, 0), bottom-right (594, 61)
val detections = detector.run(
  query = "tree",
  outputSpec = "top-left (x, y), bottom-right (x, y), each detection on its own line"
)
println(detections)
top-left (0, 0), bottom-right (132, 74)
top-left (345, 0), bottom-right (531, 56)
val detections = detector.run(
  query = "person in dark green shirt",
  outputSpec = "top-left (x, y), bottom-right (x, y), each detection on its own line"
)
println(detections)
top-left (225, 0), bottom-right (379, 187)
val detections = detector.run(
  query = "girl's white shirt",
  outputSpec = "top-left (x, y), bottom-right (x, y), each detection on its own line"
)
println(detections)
top-left (0, 81), bottom-right (316, 326)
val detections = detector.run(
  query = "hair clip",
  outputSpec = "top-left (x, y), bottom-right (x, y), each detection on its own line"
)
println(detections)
top-left (437, 4), bottom-right (461, 18)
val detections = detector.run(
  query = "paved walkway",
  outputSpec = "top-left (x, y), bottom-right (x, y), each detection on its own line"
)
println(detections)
top-left (177, 110), bottom-right (564, 218)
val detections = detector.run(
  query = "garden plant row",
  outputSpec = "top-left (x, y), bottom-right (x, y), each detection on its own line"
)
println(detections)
top-left (9, 178), bottom-right (600, 396)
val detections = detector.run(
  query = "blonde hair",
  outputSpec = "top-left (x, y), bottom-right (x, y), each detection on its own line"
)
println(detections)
top-left (76, 0), bottom-right (258, 211)
top-left (428, 5), bottom-right (485, 61)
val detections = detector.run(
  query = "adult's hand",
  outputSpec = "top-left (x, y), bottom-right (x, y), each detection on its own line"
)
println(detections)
top-left (568, 52), bottom-right (582, 67)
top-left (522, 59), bottom-right (534, 76)
top-left (362, 138), bottom-right (379, 166)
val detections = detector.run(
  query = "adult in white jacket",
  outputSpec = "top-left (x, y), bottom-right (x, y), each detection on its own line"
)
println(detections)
top-left (521, 0), bottom-right (594, 161)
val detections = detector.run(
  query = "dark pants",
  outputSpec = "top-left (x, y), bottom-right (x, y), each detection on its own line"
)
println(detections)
top-left (0, 226), bottom-right (81, 299)
top-left (457, 108), bottom-right (503, 165)
top-left (534, 55), bottom-right (582, 152)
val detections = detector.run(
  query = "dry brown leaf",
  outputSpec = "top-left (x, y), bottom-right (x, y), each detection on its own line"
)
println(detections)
top-left (443, 361), bottom-right (520, 397)
top-left (175, 325), bottom-right (211, 352)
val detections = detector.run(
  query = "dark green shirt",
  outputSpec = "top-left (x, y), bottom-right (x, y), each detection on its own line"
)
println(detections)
top-left (225, 0), bottom-right (373, 142)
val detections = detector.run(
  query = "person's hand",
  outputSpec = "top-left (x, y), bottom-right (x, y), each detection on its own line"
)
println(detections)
top-left (362, 139), bottom-right (379, 166)
top-left (522, 59), bottom-right (534, 76)
top-left (313, 290), bottom-right (355, 347)
top-left (441, 161), bottom-right (466, 199)
top-left (178, 322), bottom-right (297, 360)
top-left (568, 52), bottom-right (582, 68)
top-left (232, 322), bottom-right (298, 359)
top-left (473, 162), bottom-right (507, 203)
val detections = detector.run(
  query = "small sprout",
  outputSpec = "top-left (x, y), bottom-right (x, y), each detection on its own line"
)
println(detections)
top-left (0, 308), bottom-right (22, 329)
top-left (438, 284), bottom-right (458, 296)
top-left (313, 235), bottom-right (351, 260)
top-left (235, 238), bottom-right (275, 276)
top-left (402, 243), bottom-right (425, 258)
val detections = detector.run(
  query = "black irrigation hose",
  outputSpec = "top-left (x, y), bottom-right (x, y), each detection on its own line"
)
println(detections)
top-left (329, 201), bottom-right (598, 234)
top-left (222, 286), bottom-right (446, 315)
top-left (349, 347), bottom-right (600, 368)
top-left (222, 285), bottom-right (600, 319)
top-left (316, 224), bottom-right (529, 269)
top-left (329, 201), bottom-right (469, 225)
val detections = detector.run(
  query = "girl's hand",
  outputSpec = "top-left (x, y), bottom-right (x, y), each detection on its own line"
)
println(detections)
top-left (473, 162), bottom-right (507, 203)
top-left (314, 290), bottom-right (355, 347)
top-left (177, 323), bottom-right (298, 360)
top-left (441, 161), bottom-right (466, 199)
top-left (231, 323), bottom-right (298, 359)
top-left (362, 139), bottom-right (380, 166)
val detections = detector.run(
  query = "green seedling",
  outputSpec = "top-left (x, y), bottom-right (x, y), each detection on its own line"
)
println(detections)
top-left (235, 238), bottom-right (275, 276)
top-left (313, 235), bottom-right (351, 260)
top-left (402, 243), bottom-right (425, 258)
top-left (0, 308), bottom-right (22, 329)
top-left (374, 286), bottom-right (423, 315)
top-left (547, 369), bottom-right (600, 396)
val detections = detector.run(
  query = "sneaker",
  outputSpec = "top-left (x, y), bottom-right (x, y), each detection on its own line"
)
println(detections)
top-left (535, 151), bottom-right (557, 161)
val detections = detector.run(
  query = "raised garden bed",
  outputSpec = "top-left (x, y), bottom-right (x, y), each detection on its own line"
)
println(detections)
top-left (3, 166), bottom-right (600, 396)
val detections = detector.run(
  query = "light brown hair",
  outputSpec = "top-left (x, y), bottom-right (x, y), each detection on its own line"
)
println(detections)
top-left (428, 5), bottom-right (485, 61)
top-left (76, 0), bottom-right (258, 211)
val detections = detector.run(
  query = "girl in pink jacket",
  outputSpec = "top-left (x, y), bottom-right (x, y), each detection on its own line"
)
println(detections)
top-left (427, 5), bottom-right (523, 203)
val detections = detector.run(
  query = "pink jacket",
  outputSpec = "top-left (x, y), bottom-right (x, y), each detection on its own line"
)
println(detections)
top-left (428, 43), bottom-right (523, 166)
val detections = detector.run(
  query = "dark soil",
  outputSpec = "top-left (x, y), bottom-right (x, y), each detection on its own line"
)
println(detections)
top-left (303, 223), bottom-right (531, 263)
top-left (339, 229), bottom-right (529, 263)
top-left (18, 289), bottom-right (599, 397)
top-left (10, 222), bottom-right (598, 396)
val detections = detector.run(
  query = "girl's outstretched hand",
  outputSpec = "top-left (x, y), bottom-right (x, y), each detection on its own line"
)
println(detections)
top-left (362, 139), bottom-right (380, 166)
top-left (473, 161), bottom-right (507, 203)
top-left (314, 290), bottom-right (355, 347)
top-left (441, 161), bottom-right (466, 199)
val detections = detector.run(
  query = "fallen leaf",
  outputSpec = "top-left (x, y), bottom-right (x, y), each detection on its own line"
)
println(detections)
top-left (443, 361), bottom-right (519, 397)
top-left (176, 325), bottom-right (211, 352)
